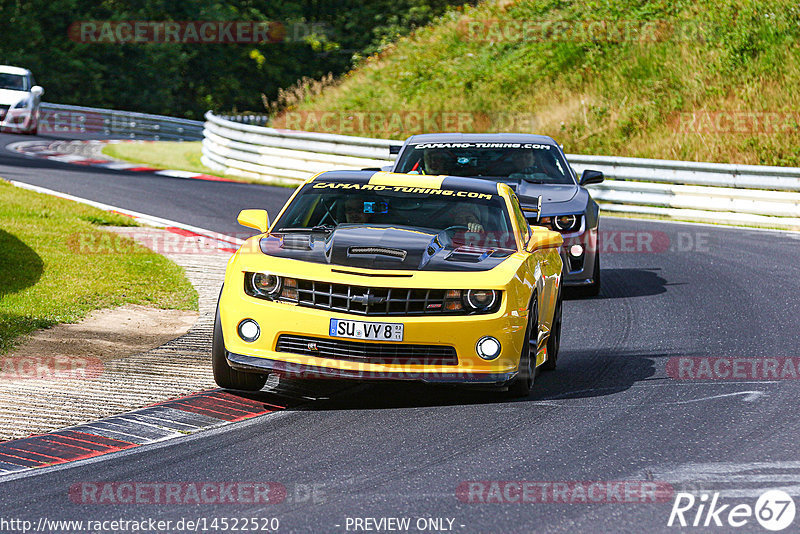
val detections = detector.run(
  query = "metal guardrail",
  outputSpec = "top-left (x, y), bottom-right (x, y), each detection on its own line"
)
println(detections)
top-left (216, 114), bottom-right (270, 127)
top-left (39, 103), bottom-right (204, 141)
top-left (202, 112), bottom-right (800, 229)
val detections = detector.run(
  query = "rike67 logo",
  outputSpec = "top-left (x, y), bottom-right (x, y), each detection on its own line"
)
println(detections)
top-left (668, 490), bottom-right (796, 531)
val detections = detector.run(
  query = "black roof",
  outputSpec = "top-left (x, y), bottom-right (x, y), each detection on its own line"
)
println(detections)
top-left (404, 132), bottom-right (558, 146)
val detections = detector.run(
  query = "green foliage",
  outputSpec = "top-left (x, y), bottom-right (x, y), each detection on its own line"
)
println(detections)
top-left (293, 0), bottom-right (800, 165)
top-left (0, 0), bottom-right (470, 118)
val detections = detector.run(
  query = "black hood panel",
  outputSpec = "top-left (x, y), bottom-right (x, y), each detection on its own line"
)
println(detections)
top-left (260, 225), bottom-right (513, 272)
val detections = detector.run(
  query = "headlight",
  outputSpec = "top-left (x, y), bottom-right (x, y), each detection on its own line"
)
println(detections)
top-left (246, 272), bottom-right (282, 299)
top-left (463, 289), bottom-right (499, 312)
top-left (444, 289), bottom-right (501, 314)
top-left (553, 214), bottom-right (580, 232)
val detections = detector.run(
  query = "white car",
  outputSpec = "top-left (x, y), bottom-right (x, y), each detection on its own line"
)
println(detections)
top-left (0, 66), bottom-right (44, 135)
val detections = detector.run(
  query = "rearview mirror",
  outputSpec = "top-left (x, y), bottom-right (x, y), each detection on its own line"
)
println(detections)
top-left (30, 86), bottom-right (44, 97)
top-left (580, 169), bottom-right (604, 186)
top-left (526, 227), bottom-right (563, 253)
top-left (237, 209), bottom-right (270, 233)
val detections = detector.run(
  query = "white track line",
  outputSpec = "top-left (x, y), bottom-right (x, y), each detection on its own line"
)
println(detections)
top-left (8, 180), bottom-right (244, 246)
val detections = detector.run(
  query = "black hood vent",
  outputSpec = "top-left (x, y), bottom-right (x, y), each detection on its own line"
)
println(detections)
top-left (280, 234), bottom-right (312, 250)
top-left (348, 246), bottom-right (407, 260)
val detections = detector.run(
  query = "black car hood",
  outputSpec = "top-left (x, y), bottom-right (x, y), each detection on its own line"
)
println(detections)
top-left (516, 182), bottom-right (578, 204)
top-left (514, 182), bottom-right (592, 218)
top-left (260, 225), bottom-right (514, 272)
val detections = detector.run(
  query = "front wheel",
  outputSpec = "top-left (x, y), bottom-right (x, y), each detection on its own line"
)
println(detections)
top-left (506, 297), bottom-right (538, 398)
top-left (212, 298), bottom-right (268, 391)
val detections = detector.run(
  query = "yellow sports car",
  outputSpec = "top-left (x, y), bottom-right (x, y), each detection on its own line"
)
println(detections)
top-left (213, 171), bottom-right (563, 396)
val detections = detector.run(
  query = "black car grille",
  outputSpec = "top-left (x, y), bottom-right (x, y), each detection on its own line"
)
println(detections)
top-left (276, 334), bottom-right (458, 366)
top-left (284, 280), bottom-right (456, 316)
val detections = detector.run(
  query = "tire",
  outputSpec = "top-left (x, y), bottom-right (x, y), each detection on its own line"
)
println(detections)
top-left (541, 289), bottom-right (562, 371)
top-left (506, 296), bottom-right (538, 398)
top-left (579, 253), bottom-right (601, 297)
top-left (212, 295), bottom-right (268, 391)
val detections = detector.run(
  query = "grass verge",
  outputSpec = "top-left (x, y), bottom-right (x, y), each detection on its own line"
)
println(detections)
top-left (101, 141), bottom-right (291, 186)
top-left (284, 0), bottom-right (800, 166)
top-left (102, 141), bottom-right (215, 176)
top-left (0, 179), bottom-right (198, 354)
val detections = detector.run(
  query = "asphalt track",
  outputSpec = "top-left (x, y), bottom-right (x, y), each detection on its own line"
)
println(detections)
top-left (2, 131), bottom-right (800, 533)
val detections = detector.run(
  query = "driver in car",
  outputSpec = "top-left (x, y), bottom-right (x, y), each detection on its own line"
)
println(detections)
top-left (344, 197), bottom-right (373, 224)
top-left (423, 151), bottom-right (451, 175)
top-left (508, 149), bottom-right (564, 182)
top-left (452, 205), bottom-right (484, 233)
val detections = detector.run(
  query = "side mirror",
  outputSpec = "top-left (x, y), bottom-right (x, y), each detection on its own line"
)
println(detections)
top-left (580, 169), bottom-right (604, 186)
top-left (30, 86), bottom-right (44, 98)
top-left (389, 145), bottom-right (401, 155)
top-left (526, 227), bottom-right (563, 253)
top-left (237, 209), bottom-right (270, 233)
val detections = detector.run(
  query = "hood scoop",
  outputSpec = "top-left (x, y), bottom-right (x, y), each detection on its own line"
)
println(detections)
top-left (445, 246), bottom-right (494, 263)
top-left (280, 234), bottom-right (313, 250)
top-left (348, 246), bottom-right (407, 260)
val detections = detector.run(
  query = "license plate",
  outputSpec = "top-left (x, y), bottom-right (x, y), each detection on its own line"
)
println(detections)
top-left (329, 318), bottom-right (403, 342)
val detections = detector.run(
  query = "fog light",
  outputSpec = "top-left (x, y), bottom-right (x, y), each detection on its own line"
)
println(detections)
top-left (570, 244), bottom-right (584, 257)
top-left (476, 336), bottom-right (501, 360)
top-left (237, 319), bottom-right (260, 342)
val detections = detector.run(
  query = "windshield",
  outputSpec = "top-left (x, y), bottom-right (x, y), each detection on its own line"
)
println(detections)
top-left (273, 182), bottom-right (518, 248)
top-left (394, 142), bottom-right (575, 185)
top-left (0, 73), bottom-right (28, 91)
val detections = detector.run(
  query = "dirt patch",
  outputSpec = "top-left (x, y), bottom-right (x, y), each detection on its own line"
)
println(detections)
top-left (4, 305), bottom-right (198, 367)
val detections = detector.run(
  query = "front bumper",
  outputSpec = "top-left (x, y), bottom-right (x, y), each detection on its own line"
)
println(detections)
top-left (560, 227), bottom-right (598, 286)
top-left (227, 352), bottom-right (515, 384)
top-left (219, 284), bottom-right (532, 384)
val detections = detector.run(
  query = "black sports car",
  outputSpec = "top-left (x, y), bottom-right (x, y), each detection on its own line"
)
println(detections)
top-left (391, 133), bottom-right (604, 295)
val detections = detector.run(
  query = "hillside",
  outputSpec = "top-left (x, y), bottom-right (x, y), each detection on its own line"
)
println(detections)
top-left (279, 0), bottom-right (800, 166)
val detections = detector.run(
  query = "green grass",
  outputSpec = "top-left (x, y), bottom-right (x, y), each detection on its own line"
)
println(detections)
top-left (0, 180), bottom-right (198, 354)
top-left (284, 0), bottom-right (800, 166)
top-left (101, 141), bottom-right (217, 176)
top-left (101, 141), bottom-right (295, 186)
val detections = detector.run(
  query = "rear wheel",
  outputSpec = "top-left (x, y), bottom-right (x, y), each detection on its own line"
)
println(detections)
top-left (541, 289), bottom-right (562, 371)
top-left (506, 296), bottom-right (538, 398)
top-left (212, 295), bottom-right (268, 391)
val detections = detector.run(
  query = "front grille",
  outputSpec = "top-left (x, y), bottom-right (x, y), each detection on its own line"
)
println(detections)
top-left (285, 280), bottom-right (456, 316)
top-left (276, 334), bottom-right (458, 366)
